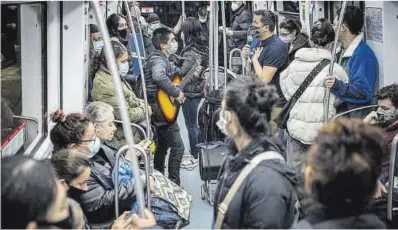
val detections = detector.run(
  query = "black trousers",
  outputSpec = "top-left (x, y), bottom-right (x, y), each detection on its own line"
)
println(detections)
top-left (153, 122), bottom-right (184, 185)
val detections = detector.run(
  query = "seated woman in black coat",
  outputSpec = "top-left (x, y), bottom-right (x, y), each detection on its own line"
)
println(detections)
top-left (295, 118), bottom-right (387, 229)
top-left (212, 74), bottom-right (298, 229)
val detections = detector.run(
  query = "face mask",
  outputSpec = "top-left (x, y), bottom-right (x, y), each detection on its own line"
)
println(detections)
top-left (199, 17), bottom-right (207, 23)
top-left (92, 40), bottom-right (104, 53)
top-left (279, 34), bottom-right (295, 44)
top-left (168, 41), bottom-right (179, 55)
top-left (231, 3), bottom-right (240, 12)
top-left (88, 137), bottom-right (101, 158)
top-left (251, 26), bottom-right (265, 37)
top-left (216, 115), bottom-right (228, 136)
top-left (119, 62), bottom-right (129, 77)
top-left (149, 22), bottom-right (161, 31)
top-left (118, 28), bottom-right (128, 39)
top-left (68, 186), bottom-right (85, 199)
top-left (376, 108), bottom-right (397, 126)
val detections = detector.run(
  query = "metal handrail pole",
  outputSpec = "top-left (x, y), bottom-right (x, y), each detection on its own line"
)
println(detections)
top-left (124, 0), bottom-right (151, 138)
top-left (330, 105), bottom-right (378, 121)
top-left (221, 1), bottom-right (228, 89)
top-left (91, 1), bottom-right (146, 217)
top-left (13, 115), bottom-right (39, 124)
top-left (114, 120), bottom-right (147, 140)
top-left (324, 0), bottom-right (347, 123)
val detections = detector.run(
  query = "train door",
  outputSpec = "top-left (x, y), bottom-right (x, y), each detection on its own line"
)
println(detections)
top-left (1, 2), bottom-right (48, 157)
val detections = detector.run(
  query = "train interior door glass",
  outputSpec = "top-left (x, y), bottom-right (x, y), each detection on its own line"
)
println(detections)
top-left (1, 3), bottom-right (47, 157)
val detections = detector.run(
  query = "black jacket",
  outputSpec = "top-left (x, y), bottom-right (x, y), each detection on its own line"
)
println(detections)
top-left (228, 5), bottom-right (252, 51)
top-left (287, 33), bottom-right (311, 65)
top-left (213, 139), bottom-right (298, 229)
top-left (295, 208), bottom-right (386, 229)
top-left (70, 145), bottom-right (136, 228)
top-left (177, 41), bottom-right (209, 98)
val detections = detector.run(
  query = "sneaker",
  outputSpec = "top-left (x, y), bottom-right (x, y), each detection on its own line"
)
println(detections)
top-left (181, 155), bottom-right (199, 169)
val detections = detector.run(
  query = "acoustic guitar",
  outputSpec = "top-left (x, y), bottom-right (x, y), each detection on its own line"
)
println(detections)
top-left (156, 57), bottom-right (202, 125)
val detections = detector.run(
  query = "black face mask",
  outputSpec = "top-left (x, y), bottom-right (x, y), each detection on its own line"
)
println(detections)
top-left (118, 28), bottom-right (128, 39)
top-left (67, 186), bottom-right (85, 200)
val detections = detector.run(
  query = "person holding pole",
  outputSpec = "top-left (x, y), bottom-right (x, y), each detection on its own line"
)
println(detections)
top-left (325, 6), bottom-right (378, 119)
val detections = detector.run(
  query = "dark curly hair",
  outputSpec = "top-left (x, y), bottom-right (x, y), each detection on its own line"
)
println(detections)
top-left (224, 74), bottom-right (280, 152)
top-left (50, 110), bottom-right (92, 152)
top-left (311, 18), bottom-right (335, 47)
top-left (279, 18), bottom-right (302, 36)
top-left (307, 118), bottom-right (384, 217)
top-left (375, 84), bottom-right (398, 108)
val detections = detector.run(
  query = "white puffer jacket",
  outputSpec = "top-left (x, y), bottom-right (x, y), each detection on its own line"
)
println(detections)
top-left (280, 48), bottom-right (349, 145)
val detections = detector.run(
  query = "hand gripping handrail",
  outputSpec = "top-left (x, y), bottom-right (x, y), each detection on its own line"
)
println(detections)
top-left (324, 0), bottom-right (347, 123)
top-left (114, 144), bottom-right (151, 217)
top-left (221, 1), bottom-right (228, 89)
top-left (388, 134), bottom-right (398, 221)
top-left (330, 105), bottom-right (378, 122)
top-left (90, 1), bottom-right (146, 217)
top-left (114, 120), bottom-right (147, 140)
top-left (123, 0), bottom-right (151, 139)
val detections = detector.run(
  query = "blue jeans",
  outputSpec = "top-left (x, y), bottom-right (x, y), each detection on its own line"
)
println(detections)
top-left (182, 97), bottom-right (201, 159)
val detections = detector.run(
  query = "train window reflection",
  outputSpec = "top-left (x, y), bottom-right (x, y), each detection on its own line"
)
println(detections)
top-left (1, 3), bottom-right (46, 157)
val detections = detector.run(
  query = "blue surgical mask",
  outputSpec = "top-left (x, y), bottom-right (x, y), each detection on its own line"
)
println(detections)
top-left (88, 137), bottom-right (101, 158)
top-left (119, 62), bottom-right (129, 77)
top-left (92, 40), bottom-right (104, 53)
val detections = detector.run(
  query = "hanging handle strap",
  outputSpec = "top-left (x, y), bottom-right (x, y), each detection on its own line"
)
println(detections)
top-left (214, 151), bottom-right (284, 229)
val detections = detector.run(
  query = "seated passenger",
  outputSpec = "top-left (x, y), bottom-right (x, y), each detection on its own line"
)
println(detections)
top-left (364, 84), bottom-right (398, 225)
top-left (107, 13), bottom-right (130, 47)
top-left (213, 75), bottom-right (298, 229)
top-left (295, 118), bottom-right (386, 229)
top-left (280, 18), bottom-right (349, 174)
top-left (91, 40), bottom-right (152, 145)
top-left (50, 110), bottom-right (153, 228)
top-left (52, 148), bottom-right (156, 230)
top-left (278, 18), bottom-right (310, 65)
top-left (1, 155), bottom-right (80, 229)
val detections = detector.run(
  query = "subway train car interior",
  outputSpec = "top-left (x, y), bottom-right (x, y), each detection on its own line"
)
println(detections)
top-left (1, 0), bottom-right (398, 229)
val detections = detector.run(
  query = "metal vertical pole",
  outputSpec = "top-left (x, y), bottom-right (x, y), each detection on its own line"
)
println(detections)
top-left (213, 2), bottom-right (219, 89)
top-left (324, 0), bottom-right (347, 123)
top-left (90, 1), bottom-right (146, 217)
top-left (130, 0), bottom-right (146, 59)
top-left (209, 1), bottom-right (214, 90)
top-left (124, 0), bottom-right (151, 138)
top-left (221, 2), bottom-right (228, 89)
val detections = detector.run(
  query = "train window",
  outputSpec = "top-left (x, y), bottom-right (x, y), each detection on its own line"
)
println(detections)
top-left (1, 3), bottom-right (47, 157)
top-left (283, 1), bottom-right (300, 13)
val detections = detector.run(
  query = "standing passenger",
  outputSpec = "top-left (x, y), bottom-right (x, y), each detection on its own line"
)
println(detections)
top-left (280, 19), bottom-right (349, 173)
top-left (325, 6), bottom-right (378, 118)
top-left (279, 18), bottom-right (310, 65)
top-left (213, 75), bottom-right (297, 229)
top-left (242, 10), bottom-right (288, 136)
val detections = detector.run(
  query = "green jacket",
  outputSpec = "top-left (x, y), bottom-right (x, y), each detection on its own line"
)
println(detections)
top-left (92, 69), bottom-right (152, 144)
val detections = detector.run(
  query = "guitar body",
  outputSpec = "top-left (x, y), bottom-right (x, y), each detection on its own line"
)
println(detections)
top-left (156, 74), bottom-right (182, 125)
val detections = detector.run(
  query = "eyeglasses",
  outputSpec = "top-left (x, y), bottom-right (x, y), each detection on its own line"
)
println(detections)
top-left (80, 135), bottom-right (96, 143)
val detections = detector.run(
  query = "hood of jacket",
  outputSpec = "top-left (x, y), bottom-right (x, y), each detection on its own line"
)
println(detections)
top-left (291, 32), bottom-right (310, 53)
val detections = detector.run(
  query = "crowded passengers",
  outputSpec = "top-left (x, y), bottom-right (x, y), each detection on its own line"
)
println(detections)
top-left (2, 2), bottom-right (398, 230)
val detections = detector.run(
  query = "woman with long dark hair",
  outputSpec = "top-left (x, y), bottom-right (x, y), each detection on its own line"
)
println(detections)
top-left (177, 17), bottom-right (208, 166)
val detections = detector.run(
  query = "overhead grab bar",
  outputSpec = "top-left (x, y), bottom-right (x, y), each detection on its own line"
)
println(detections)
top-left (221, 1), bottom-right (228, 89)
top-left (114, 144), bottom-right (151, 217)
top-left (90, 1), bottom-right (146, 217)
top-left (124, 0), bottom-right (151, 139)
top-left (324, 0), bottom-right (347, 123)
top-left (388, 134), bottom-right (398, 221)
top-left (331, 105), bottom-right (378, 121)
top-left (114, 120), bottom-right (147, 140)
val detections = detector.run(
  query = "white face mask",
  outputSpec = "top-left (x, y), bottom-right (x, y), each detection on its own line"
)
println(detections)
top-left (231, 3), bottom-right (240, 12)
top-left (119, 62), bottom-right (129, 77)
top-left (216, 115), bottom-right (228, 136)
top-left (92, 40), bottom-right (104, 53)
top-left (198, 15), bottom-right (207, 23)
top-left (169, 41), bottom-right (179, 55)
top-left (149, 22), bottom-right (161, 31)
top-left (88, 137), bottom-right (101, 158)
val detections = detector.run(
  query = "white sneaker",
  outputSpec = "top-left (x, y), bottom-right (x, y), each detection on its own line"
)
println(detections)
top-left (181, 155), bottom-right (199, 170)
